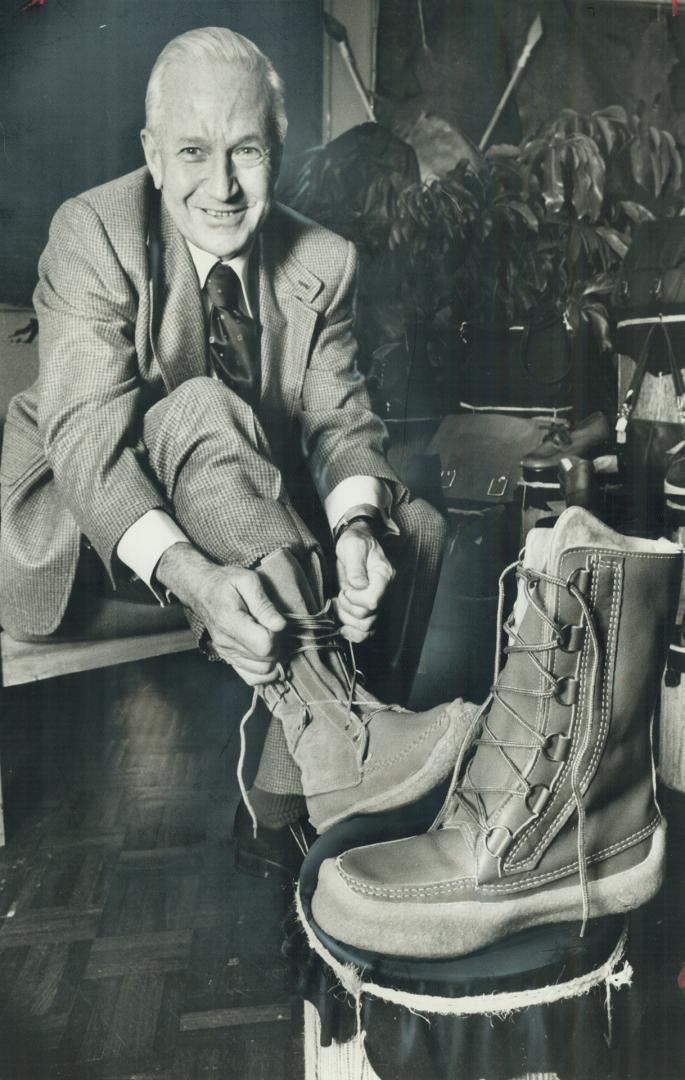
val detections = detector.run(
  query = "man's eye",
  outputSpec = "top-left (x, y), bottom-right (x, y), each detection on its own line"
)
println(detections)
top-left (179, 147), bottom-right (203, 159)
top-left (235, 145), bottom-right (263, 161)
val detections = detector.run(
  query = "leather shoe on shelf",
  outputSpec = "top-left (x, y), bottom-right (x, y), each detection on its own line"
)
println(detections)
top-left (232, 800), bottom-right (316, 881)
top-left (665, 442), bottom-right (685, 510)
top-left (521, 412), bottom-right (611, 481)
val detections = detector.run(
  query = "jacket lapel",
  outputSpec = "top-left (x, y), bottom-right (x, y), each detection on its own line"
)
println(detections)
top-left (258, 211), bottom-right (323, 417)
top-left (148, 196), bottom-right (207, 392)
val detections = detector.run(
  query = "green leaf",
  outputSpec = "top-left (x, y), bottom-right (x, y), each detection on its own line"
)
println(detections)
top-left (650, 149), bottom-right (664, 199)
top-left (508, 200), bottom-right (539, 230)
top-left (659, 132), bottom-right (672, 194)
top-left (619, 200), bottom-right (655, 223)
top-left (584, 307), bottom-right (613, 352)
top-left (541, 146), bottom-right (565, 213)
top-left (596, 105), bottom-right (628, 125)
top-left (593, 115), bottom-right (615, 156)
top-left (572, 167), bottom-right (593, 221)
top-left (595, 226), bottom-right (629, 259)
top-left (629, 135), bottom-right (647, 190)
top-left (650, 128), bottom-right (664, 197)
top-left (663, 130), bottom-right (683, 192)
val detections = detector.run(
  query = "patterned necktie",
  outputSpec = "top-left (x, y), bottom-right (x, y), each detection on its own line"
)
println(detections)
top-left (205, 261), bottom-right (260, 408)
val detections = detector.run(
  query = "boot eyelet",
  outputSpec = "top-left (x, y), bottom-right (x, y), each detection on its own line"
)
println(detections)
top-left (554, 676), bottom-right (578, 706)
top-left (566, 567), bottom-right (591, 597)
top-left (543, 731), bottom-right (571, 761)
top-left (558, 624), bottom-right (585, 653)
top-left (484, 824), bottom-right (513, 860)
top-left (525, 783), bottom-right (551, 817)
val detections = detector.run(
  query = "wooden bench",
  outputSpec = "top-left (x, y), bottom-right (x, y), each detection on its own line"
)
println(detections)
top-left (0, 626), bottom-right (196, 688)
top-left (0, 306), bottom-right (199, 846)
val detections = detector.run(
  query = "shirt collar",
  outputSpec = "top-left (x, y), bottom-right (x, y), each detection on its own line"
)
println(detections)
top-left (186, 239), bottom-right (253, 302)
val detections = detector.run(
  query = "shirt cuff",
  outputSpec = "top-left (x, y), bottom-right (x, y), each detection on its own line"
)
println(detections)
top-left (116, 509), bottom-right (189, 602)
top-left (324, 476), bottom-right (399, 538)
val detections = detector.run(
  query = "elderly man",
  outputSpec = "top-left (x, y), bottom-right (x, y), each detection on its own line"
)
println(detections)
top-left (0, 27), bottom-right (470, 867)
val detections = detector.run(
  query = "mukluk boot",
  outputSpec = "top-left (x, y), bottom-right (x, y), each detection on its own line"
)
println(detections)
top-left (246, 548), bottom-right (478, 834)
top-left (311, 507), bottom-right (683, 957)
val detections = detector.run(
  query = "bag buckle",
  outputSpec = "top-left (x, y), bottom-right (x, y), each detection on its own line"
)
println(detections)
top-left (487, 475), bottom-right (509, 498)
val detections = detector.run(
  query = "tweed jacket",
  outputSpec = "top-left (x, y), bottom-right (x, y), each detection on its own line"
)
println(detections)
top-left (0, 166), bottom-right (398, 637)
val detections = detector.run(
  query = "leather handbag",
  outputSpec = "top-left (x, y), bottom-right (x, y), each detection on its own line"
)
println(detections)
top-left (459, 310), bottom-right (574, 415)
top-left (458, 301), bottom-right (604, 417)
top-left (613, 218), bottom-right (685, 366)
top-left (427, 413), bottom-right (555, 507)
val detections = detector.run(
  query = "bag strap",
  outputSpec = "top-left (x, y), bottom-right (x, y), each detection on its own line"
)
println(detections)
top-left (662, 322), bottom-right (685, 405)
top-left (616, 320), bottom-right (685, 443)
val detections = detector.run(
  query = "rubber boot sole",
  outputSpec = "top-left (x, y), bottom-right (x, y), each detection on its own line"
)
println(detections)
top-left (312, 823), bottom-right (666, 958)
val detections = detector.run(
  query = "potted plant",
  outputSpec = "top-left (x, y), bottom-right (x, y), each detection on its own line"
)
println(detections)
top-left (282, 109), bottom-right (683, 422)
top-left (448, 106), bottom-right (683, 416)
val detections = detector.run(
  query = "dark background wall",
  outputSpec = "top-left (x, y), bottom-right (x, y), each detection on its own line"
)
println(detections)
top-left (0, 0), bottom-right (323, 307)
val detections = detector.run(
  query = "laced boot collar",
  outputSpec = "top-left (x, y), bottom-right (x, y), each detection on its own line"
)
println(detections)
top-left (433, 553), bottom-right (601, 935)
top-left (238, 602), bottom-right (379, 837)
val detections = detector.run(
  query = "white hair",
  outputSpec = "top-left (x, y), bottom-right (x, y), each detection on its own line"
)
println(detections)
top-left (145, 26), bottom-right (288, 146)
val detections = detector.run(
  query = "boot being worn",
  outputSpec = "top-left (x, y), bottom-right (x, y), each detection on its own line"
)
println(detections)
top-left (243, 548), bottom-right (478, 835)
top-left (311, 508), bottom-right (683, 957)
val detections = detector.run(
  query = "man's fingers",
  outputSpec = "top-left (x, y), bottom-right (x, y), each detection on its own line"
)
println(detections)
top-left (342, 575), bottom-right (387, 611)
top-left (339, 609), bottom-right (376, 635)
top-left (232, 661), bottom-right (281, 687)
top-left (242, 576), bottom-right (288, 633)
top-left (336, 591), bottom-right (373, 620)
top-left (339, 623), bottom-right (374, 644)
top-left (228, 609), bottom-right (280, 659)
top-left (337, 542), bottom-right (370, 591)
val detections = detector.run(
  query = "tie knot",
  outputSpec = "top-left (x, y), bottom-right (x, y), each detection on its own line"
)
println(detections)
top-left (206, 261), bottom-right (242, 312)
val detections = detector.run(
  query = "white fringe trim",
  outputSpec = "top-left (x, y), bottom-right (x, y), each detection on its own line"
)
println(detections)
top-left (295, 886), bottom-right (632, 1023)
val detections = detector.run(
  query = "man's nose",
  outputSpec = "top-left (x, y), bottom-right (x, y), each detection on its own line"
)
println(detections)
top-left (206, 153), bottom-right (239, 202)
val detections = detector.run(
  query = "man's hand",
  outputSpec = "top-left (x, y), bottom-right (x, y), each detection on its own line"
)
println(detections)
top-left (334, 523), bottom-right (394, 643)
top-left (155, 542), bottom-right (286, 685)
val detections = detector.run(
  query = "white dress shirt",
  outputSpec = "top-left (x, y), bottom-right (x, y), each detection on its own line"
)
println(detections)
top-left (116, 240), bottom-right (393, 594)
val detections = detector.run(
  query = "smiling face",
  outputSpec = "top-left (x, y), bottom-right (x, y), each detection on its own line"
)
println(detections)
top-left (141, 59), bottom-right (277, 258)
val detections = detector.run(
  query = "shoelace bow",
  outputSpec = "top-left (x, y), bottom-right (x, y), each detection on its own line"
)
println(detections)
top-left (237, 602), bottom-right (381, 837)
top-left (543, 420), bottom-right (573, 448)
top-left (438, 555), bottom-right (600, 935)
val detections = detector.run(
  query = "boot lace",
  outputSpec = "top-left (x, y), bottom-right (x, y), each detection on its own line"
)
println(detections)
top-left (438, 555), bottom-right (601, 935)
top-left (237, 602), bottom-right (383, 837)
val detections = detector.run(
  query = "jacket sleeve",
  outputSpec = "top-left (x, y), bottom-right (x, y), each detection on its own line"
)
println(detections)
top-left (299, 239), bottom-right (405, 502)
top-left (35, 196), bottom-right (167, 578)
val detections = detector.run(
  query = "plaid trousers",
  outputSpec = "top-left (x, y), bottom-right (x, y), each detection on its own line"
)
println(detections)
top-left (143, 376), bottom-right (447, 792)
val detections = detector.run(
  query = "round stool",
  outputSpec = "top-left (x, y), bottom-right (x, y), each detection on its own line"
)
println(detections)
top-left (287, 806), bottom-right (635, 1080)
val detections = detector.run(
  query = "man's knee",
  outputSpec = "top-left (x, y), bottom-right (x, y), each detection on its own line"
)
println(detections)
top-left (143, 376), bottom-right (259, 453)
top-left (150, 376), bottom-right (241, 423)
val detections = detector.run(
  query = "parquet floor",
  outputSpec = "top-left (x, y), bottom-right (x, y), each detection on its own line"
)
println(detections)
top-left (3, 646), bottom-right (685, 1080)
top-left (0, 653), bottom-right (303, 1079)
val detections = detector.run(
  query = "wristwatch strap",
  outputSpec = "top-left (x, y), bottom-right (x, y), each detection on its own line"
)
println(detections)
top-left (333, 503), bottom-right (382, 543)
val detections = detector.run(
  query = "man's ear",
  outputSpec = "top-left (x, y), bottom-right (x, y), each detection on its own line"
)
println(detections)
top-left (140, 129), bottom-right (163, 190)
